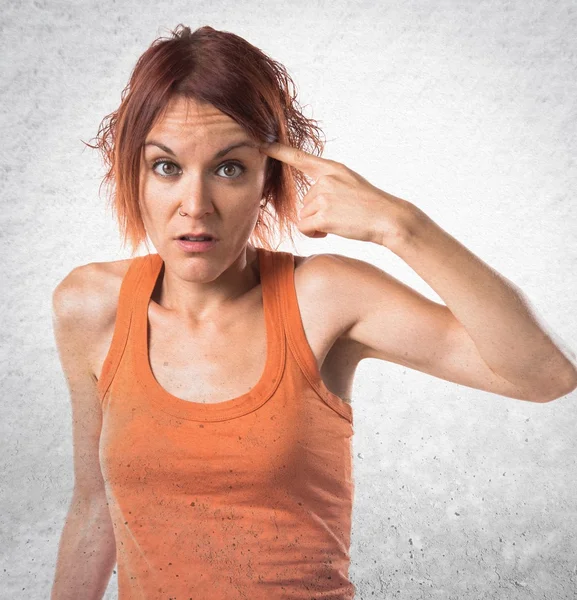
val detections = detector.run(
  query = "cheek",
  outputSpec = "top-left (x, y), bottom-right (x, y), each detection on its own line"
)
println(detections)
top-left (139, 174), bottom-right (174, 219)
top-left (138, 190), bottom-right (168, 233)
top-left (138, 173), bottom-right (152, 217)
top-left (138, 203), bottom-right (156, 238)
top-left (141, 198), bottom-right (172, 225)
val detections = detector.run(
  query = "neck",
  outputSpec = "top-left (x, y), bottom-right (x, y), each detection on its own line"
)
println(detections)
top-left (152, 245), bottom-right (261, 325)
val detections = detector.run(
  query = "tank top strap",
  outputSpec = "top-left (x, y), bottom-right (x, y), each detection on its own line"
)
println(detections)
top-left (272, 251), bottom-right (353, 423)
top-left (272, 250), bottom-right (322, 386)
top-left (97, 255), bottom-right (149, 403)
top-left (130, 249), bottom-right (286, 341)
top-left (257, 247), bottom-right (285, 335)
top-left (105, 248), bottom-right (287, 422)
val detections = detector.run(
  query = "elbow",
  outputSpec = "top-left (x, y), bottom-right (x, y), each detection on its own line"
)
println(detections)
top-left (534, 369), bottom-right (577, 403)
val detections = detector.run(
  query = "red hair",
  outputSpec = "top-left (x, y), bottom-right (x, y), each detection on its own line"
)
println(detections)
top-left (85, 24), bottom-right (326, 256)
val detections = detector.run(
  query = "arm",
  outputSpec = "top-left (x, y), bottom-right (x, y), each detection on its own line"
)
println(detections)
top-left (258, 140), bottom-right (577, 402)
top-left (51, 493), bottom-right (116, 600)
top-left (379, 203), bottom-right (577, 401)
top-left (50, 266), bottom-right (117, 600)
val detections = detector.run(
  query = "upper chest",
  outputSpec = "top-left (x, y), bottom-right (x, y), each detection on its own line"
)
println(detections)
top-left (92, 254), bottom-right (364, 405)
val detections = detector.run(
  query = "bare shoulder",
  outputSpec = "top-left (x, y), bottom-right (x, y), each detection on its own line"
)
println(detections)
top-left (52, 258), bottom-right (134, 374)
top-left (292, 252), bottom-right (369, 337)
top-left (53, 258), bottom-right (132, 322)
top-left (293, 251), bottom-right (369, 295)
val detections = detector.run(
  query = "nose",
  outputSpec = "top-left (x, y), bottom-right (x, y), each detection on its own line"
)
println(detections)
top-left (177, 174), bottom-right (215, 219)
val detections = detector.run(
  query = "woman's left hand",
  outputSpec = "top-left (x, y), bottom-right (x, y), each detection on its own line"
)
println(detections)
top-left (258, 141), bottom-right (416, 246)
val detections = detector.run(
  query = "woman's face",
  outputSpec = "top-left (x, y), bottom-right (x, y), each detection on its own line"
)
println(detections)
top-left (139, 95), bottom-right (268, 274)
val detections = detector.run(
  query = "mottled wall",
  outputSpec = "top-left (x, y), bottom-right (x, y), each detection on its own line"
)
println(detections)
top-left (1, 0), bottom-right (576, 598)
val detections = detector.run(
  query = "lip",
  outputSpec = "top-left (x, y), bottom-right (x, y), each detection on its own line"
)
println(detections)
top-left (176, 232), bottom-right (217, 240)
top-left (175, 238), bottom-right (218, 253)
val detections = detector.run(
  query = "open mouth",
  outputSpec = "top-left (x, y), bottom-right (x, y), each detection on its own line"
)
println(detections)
top-left (175, 237), bottom-right (218, 252)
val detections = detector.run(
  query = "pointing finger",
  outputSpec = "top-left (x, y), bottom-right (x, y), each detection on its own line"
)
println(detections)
top-left (259, 141), bottom-right (335, 177)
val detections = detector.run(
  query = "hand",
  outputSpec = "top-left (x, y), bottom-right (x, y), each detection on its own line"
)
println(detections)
top-left (258, 141), bottom-right (415, 246)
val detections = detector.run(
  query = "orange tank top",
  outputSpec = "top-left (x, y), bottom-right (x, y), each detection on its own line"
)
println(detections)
top-left (97, 247), bottom-right (356, 599)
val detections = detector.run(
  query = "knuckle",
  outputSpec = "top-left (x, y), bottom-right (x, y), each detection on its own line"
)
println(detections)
top-left (321, 173), bottom-right (338, 187)
top-left (329, 159), bottom-right (346, 171)
top-left (295, 149), bottom-right (308, 164)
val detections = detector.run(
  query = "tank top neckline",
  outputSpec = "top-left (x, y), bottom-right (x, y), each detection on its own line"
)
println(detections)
top-left (131, 247), bottom-right (286, 422)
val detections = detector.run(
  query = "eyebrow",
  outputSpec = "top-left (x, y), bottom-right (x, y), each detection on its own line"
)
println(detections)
top-left (143, 139), bottom-right (258, 160)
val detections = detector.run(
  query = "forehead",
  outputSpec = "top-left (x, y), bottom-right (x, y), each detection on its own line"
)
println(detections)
top-left (147, 95), bottom-right (246, 142)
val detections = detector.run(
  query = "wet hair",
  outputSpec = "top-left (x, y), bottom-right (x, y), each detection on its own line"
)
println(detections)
top-left (85, 24), bottom-right (326, 256)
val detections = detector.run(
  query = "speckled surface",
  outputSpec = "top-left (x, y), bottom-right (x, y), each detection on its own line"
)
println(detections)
top-left (1, 1), bottom-right (576, 598)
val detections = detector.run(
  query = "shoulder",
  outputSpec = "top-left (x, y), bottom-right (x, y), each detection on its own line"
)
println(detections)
top-left (291, 252), bottom-right (370, 334)
top-left (293, 251), bottom-right (373, 292)
top-left (293, 251), bottom-right (403, 339)
top-left (52, 258), bottom-right (135, 346)
top-left (297, 252), bottom-right (422, 312)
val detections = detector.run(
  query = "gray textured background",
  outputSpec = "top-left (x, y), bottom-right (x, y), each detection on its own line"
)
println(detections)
top-left (1, 0), bottom-right (576, 598)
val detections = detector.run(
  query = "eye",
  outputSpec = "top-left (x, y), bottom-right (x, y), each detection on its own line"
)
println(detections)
top-left (151, 159), bottom-right (181, 178)
top-left (150, 159), bottom-right (247, 180)
top-left (216, 161), bottom-right (247, 179)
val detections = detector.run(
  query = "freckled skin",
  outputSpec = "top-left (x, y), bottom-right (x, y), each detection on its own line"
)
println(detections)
top-left (139, 95), bottom-right (269, 321)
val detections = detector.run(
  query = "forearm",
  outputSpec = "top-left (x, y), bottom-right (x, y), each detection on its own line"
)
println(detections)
top-left (51, 492), bottom-right (116, 600)
top-left (384, 202), bottom-right (577, 395)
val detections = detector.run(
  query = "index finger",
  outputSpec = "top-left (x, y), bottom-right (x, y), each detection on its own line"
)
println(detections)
top-left (259, 141), bottom-right (334, 177)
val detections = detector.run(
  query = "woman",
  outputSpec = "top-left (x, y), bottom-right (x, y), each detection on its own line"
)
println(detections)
top-left (50, 24), bottom-right (577, 600)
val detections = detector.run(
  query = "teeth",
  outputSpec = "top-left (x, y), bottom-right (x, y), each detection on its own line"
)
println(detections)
top-left (183, 236), bottom-right (210, 241)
